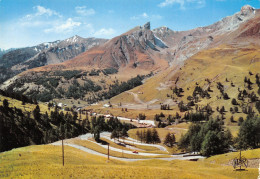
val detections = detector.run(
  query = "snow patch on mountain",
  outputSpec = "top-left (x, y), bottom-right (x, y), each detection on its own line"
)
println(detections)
top-left (154, 35), bottom-right (168, 48)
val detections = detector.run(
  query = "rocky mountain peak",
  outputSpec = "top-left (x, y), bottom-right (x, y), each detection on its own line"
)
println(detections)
top-left (65, 35), bottom-right (83, 43)
top-left (152, 26), bottom-right (175, 37)
top-left (241, 5), bottom-right (255, 16)
top-left (142, 22), bottom-right (151, 30)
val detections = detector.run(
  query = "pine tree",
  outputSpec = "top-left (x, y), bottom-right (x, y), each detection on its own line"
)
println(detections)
top-left (121, 128), bottom-right (128, 138)
top-left (73, 112), bottom-right (78, 121)
top-left (33, 105), bottom-right (41, 121)
top-left (231, 98), bottom-right (238, 105)
top-left (146, 129), bottom-right (152, 143)
top-left (164, 132), bottom-right (175, 147)
top-left (152, 128), bottom-right (161, 144)
top-left (238, 117), bottom-right (244, 126)
top-left (111, 130), bottom-right (118, 141)
top-left (136, 130), bottom-right (140, 140)
top-left (94, 126), bottom-right (101, 142)
top-left (230, 116), bottom-right (234, 123)
top-left (3, 99), bottom-right (9, 110)
top-left (201, 131), bottom-right (220, 156)
top-left (85, 119), bottom-right (91, 131)
top-left (237, 117), bottom-right (260, 149)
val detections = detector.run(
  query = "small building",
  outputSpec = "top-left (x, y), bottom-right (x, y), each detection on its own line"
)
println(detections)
top-left (104, 114), bottom-right (113, 118)
top-left (103, 104), bottom-right (110, 108)
top-left (57, 103), bottom-right (63, 108)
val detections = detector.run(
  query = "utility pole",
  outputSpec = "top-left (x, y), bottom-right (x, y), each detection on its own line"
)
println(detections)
top-left (239, 150), bottom-right (242, 170)
top-left (108, 143), bottom-right (110, 160)
top-left (62, 138), bottom-right (64, 166)
top-left (122, 145), bottom-right (123, 157)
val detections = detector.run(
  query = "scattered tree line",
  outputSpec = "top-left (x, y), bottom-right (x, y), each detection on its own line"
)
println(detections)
top-left (0, 89), bottom-right (36, 105)
top-left (160, 104), bottom-right (170, 110)
top-left (100, 75), bottom-right (145, 100)
top-left (0, 99), bottom-right (84, 152)
top-left (111, 128), bottom-right (128, 141)
top-left (193, 85), bottom-right (210, 100)
top-left (178, 116), bottom-right (260, 156)
top-left (135, 129), bottom-right (161, 144)
top-left (54, 70), bottom-right (82, 80)
top-left (102, 68), bottom-right (118, 75)
top-left (64, 79), bottom-right (102, 100)
top-left (90, 116), bottom-right (135, 142)
top-left (236, 116), bottom-right (260, 149)
top-left (0, 97), bottom-right (135, 152)
top-left (172, 86), bottom-right (184, 97)
top-left (178, 119), bottom-right (232, 156)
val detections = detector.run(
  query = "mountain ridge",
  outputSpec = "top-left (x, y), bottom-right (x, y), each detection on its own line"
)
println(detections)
top-left (1, 5), bottom-right (259, 104)
top-left (0, 36), bottom-right (108, 83)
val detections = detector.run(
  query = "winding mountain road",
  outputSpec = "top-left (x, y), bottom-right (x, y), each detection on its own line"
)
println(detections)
top-left (51, 132), bottom-right (205, 162)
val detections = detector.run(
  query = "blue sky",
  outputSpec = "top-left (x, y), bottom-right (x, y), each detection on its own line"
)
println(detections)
top-left (0, 0), bottom-right (259, 49)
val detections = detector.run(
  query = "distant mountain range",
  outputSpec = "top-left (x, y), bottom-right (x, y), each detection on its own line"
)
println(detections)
top-left (0, 48), bottom-right (17, 58)
top-left (1, 5), bottom-right (259, 104)
top-left (0, 36), bottom-right (107, 83)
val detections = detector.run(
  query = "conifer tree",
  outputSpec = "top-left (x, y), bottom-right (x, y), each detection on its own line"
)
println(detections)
top-left (152, 128), bottom-right (161, 144)
top-left (164, 132), bottom-right (175, 147)
top-left (146, 129), bottom-right (152, 143)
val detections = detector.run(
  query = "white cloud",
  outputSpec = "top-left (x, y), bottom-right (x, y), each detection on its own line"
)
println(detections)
top-left (131, 13), bottom-right (162, 20)
top-left (19, 6), bottom-right (63, 29)
top-left (24, 6), bottom-right (61, 20)
top-left (142, 13), bottom-right (149, 18)
top-left (131, 12), bottom-right (149, 20)
top-left (75, 6), bottom-right (95, 16)
top-left (93, 28), bottom-right (116, 37)
top-left (158, 0), bottom-right (205, 10)
top-left (44, 18), bottom-right (81, 33)
top-left (35, 6), bottom-right (60, 17)
top-left (159, 0), bottom-right (184, 8)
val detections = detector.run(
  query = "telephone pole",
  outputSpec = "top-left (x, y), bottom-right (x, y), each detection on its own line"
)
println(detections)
top-left (62, 138), bottom-right (64, 166)
top-left (107, 143), bottom-right (110, 160)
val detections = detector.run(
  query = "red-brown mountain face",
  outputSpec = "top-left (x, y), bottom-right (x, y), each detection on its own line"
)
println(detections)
top-left (237, 10), bottom-right (260, 39)
top-left (34, 22), bottom-right (170, 74)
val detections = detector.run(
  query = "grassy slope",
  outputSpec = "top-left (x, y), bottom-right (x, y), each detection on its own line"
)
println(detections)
top-left (170, 44), bottom-right (260, 121)
top-left (111, 43), bottom-right (260, 109)
top-left (104, 43), bottom-right (260, 136)
top-left (0, 95), bottom-right (50, 114)
top-left (0, 144), bottom-right (258, 178)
